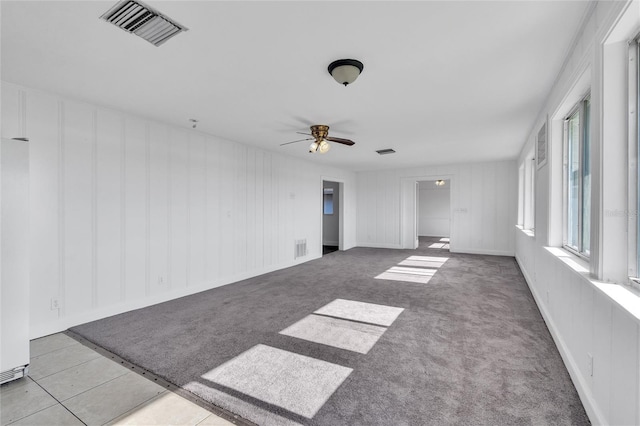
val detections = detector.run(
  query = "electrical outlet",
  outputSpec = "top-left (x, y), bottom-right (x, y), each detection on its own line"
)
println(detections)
top-left (587, 353), bottom-right (593, 377)
top-left (50, 298), bottom-right (59, 310)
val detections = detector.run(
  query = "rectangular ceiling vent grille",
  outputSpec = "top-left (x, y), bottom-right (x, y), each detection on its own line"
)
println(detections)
top-left (376, 149), bottom-right (396, 155)
top-left (100, 0), bottom-right (188, 47)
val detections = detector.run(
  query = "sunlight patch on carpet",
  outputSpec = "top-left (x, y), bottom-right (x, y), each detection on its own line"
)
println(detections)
top-left (314, 299), bottom-right (404, 327)
top-left (376, 254), bottom-right (449, 284)
top-left (186, 381), bottom-right (303, 426)
top-left (279, 314), bottom-right (387, 354)
top-left (201, 344), bottom-right (352, 419)
top-left (398, 255), bottom-right (448, 268)
top-left (375, 266), bottom-right (437, 284)
top-left (428, 242), bottom-right (450, 249)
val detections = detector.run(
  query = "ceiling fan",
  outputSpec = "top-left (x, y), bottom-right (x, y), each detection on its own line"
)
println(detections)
top-left (280, 125), bottom-right (355, 153)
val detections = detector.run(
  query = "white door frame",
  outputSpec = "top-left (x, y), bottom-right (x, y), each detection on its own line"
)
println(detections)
top-left (400, 174), bottom-right (454, 249)
top-left (320, 176), bottom-right (345, 252)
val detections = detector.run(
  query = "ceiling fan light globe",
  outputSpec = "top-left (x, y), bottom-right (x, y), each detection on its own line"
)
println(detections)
top-left (319, 140), bottom-right (331, 153)
top-left (309, 142), bottom-right (318, 153)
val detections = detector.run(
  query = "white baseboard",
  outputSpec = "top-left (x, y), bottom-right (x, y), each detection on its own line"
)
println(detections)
top-left (355, 242), bottom-right (403, 249)
top-left (449, 247), bottom-right (514, 256)
top-left (30, 254), bottom-right (321, 339)
top-left (515, 255), bottom-right (606, 426)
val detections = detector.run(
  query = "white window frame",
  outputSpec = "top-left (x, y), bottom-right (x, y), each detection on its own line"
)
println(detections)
top-left (563, 94), bottom-right (591, 259)
top-left (629, 37), bottom-right (640, 284)
top-left (528, 157), bottom-right (535, 233)
top-left (517, 164), bottom-right (525, 227)
top-left (519, 148), bottom-right (535, 233)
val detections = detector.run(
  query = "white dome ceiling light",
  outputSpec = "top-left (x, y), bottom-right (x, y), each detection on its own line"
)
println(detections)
top-left (328, 59), bottom-right (364, 86)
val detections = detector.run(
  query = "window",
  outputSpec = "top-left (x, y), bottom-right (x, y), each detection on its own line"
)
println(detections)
top-left (564, 95), bottom-right (591, 257)
top-left (517, 149), bottom-right (535, 233)
top-left (323, 188), bottom-right (334, 215)
top-left (517, 164), bottom-right (525, 227)
top-left (528, 157), bottom-right (535, 232)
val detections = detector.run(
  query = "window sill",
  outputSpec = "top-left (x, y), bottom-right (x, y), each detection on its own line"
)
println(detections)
top-left (516, 225), bottom-right (535, 238)
top-left (545, 246), bottom-right (640, 323)
top-left (544, 246), bottom-right (589, 274)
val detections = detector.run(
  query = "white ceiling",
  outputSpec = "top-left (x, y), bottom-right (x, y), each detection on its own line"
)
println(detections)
top-left (1, 1), bottom-right (593, 171)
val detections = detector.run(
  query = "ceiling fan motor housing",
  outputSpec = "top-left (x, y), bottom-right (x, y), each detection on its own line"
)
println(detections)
top-left (310, 125), bottom-right (330, 141)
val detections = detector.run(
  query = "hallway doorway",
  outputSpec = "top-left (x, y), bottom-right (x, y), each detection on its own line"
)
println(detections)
top-left (322, 180), bottom-right (341, 255)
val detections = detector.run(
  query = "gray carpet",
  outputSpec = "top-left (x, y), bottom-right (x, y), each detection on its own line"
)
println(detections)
top-left (70, 237), bottom-right (590, 425)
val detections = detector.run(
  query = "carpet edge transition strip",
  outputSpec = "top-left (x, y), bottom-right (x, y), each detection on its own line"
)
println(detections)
top-left (64, 330), bottom-right (256, 426)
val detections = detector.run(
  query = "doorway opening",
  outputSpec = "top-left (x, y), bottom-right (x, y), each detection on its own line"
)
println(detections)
top-left (322, 180), bottom-right (341, 255)
top-left (417, 180), bottom-right (451, 250)
top-left (401, 176), bottom-right (453, 249)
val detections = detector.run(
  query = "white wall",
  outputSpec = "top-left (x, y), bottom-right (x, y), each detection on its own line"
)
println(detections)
top-left (418, 181), bottom-right (450, 237)
top-left (322, 181), bottom-right (339, 245)
top-left (1, 82), bottom-right (357, 339)
top-left (515, 1), bottom-right (640, 425)
top-left (356, 161), bottom-right (516, 255)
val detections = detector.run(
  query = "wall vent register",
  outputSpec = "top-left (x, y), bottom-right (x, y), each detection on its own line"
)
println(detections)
top-left (100, 0), bottom-right (188, 47)
top-left (376, 149), bottom-right (396, 155)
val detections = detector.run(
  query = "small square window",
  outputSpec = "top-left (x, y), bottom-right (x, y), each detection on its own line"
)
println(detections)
top-left (323, 188), bottom-right (334, 215)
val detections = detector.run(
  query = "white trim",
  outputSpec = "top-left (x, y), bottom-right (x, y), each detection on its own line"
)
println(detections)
top-left (449, 247), bottom-right (514, 257)
top-left (400, 174), bottom-right (454, 250)
top-left (356, 242), bottom-right (403, 249)
top-left (321, 176), bottom-right (345, 252)
top-left (629, 38), bottom-right (639, 279)
top-left (516, 225), bottom-right (535, 238)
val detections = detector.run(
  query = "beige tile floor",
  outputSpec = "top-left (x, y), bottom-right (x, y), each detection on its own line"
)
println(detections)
top-left (0, 333), bottom-right (236, 426)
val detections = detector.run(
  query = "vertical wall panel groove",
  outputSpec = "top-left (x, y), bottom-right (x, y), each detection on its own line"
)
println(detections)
top-left (203, 138), bottom-right (209, 281)
top-left (145, 123), bottom-right (151, 296)
top-left (186, 135), bottom-right (191, 287)
top-left (167, 129), bottom-right (173, 290)
top-left (119, 116), bottom-right (126, 301)
top-left (18, 90), bottom-right (27, 137)
top-left (91, 109), bottom-right (98, 308)
top-left (57, 100), bottom-right (66, 317)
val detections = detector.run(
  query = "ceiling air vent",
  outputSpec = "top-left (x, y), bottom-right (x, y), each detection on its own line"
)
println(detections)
top-left (376, 149), bottom-right (396, 155)
top-left (100, 0), bottom-right (188, 47)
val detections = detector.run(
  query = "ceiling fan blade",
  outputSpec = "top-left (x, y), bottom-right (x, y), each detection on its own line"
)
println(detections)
top-left (296, 132), bottom-right (312, 136)
top-left (280, 137), bottom-right (314, 146)
top-left (326, 136), bottom-right (355, 146)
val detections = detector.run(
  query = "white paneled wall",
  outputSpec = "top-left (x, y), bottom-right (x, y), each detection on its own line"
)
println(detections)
top-left (356, 161), bottom-right (517, 255)
top-left (2, 82), bottom-right (356, 338)
top-left (515, 1), bottom-right (640, 425)
top-left (517, 233), bottom-right (639, 426)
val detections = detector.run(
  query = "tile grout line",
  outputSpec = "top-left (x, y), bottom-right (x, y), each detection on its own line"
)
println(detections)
top-left (49, 369), bottom-right (131, 403)
top-left (29, 351), bottom-right (102, 382)
top-left (24, 380), bottom-right (87, 426)
top-left (30, 341), bottom-right (80, 359)
top-left (100, 389), bottom-right (170, 426)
